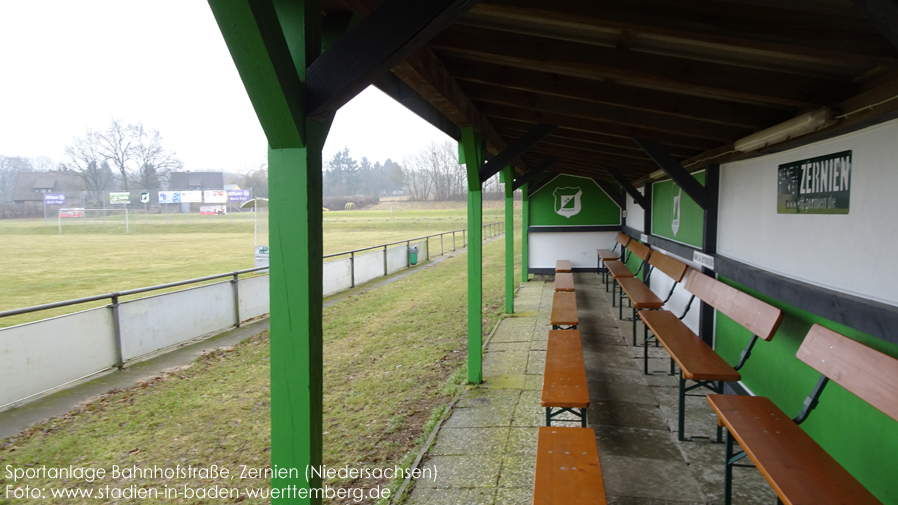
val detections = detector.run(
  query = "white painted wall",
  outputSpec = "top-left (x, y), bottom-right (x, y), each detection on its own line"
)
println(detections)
top-left (625, 187), bottom-right (645, 232)
top-left (529, 231), bottom-right (617, 269)
top-left (719, 118), bottom-right (898, 307)
top-left (238, 275), bottom-right (270, 321)
top-left (645, 247), bottom-right (702, 334)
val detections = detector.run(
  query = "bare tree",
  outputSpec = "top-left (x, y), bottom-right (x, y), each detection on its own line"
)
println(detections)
top-left (62, 129), bottom-right (115, 206)
top-left (96, 118), bottom-right (141, 190)
top-left (133, 128), bottom-right (183, 190)
top-left (402, 141), bottom-right (465, 201)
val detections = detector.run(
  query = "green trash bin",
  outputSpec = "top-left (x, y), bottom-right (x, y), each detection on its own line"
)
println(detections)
top-left (409, 246), bottom-right (418, 265)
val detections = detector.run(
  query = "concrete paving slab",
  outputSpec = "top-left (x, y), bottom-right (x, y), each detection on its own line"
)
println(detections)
top-left (654, 387), bottom-right (723, 440)
top-left (481, 375), bottom-right (527, 389)
top-left (489, 325), bottom-right (534, 343)
top-left (588, 400), bottom-right (669, 430)
top-left (430, 427), bottom-right (510, 456)
top-left (525, 350), bottom-right (545, 375)
top-left (456, 388), bottom-right (520, 408)
top-left (416, 455), bottom-right (503, 489)
top-left (486, 342), bottom-right (532, 353)
top-left (599, 455), bottom-right (706, 503)
top-left (585, 368), bottom-right (661, 406)
top-left (522, 375), bottom-right (542, 390)
top-left (482, 351), bottom-right (530, 376)
top-left (442, 406), bottom-right (516, 428)
top-left (505, 426), bottom-right (538, 454)
top-left (494, 487), bottom-right (531, 505)
top-left (594, 425), bottom-right (683, 462)
top-left (497, 451), bottom-right (535, 489)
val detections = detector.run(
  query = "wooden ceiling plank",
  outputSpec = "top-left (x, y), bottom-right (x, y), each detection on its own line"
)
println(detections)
top-left (851, 0), bottom-right (898, 51)
top-left (469, 0), bottom-right (898, 65)
top-left (635, 138), bottom-right (710, 210)
top-left (430, 25), bottom-right (857, 108)
top-left (464, 82), bottom-right (751, 141)
top-left (445, 58), bottom-right (792, 129)
top-left (513, 157), bottom-right (557, 191)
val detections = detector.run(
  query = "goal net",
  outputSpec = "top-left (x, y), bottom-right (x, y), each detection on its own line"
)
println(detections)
top-left (58, 208), bottom-right (132, 233)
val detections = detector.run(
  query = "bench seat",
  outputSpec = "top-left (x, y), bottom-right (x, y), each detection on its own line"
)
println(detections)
top-left (555, 259), bottom-right (571, 273)
top-left (641, 310), bottom-right (740, 382)
top-left (533, 427), bottom-right (607, 505)
top-left (554, 272), bottom-right (575, 292)
top-left (616, 278), bottom-right (663, 309)
top-left (541, 330), bottom-right (589, 426)
top-left (596, 248), bottom-right (618, 261)
top-left (603, 260), bottom-right (634, 279)
top-left (551, 291), bottom-right (578, 329)
top-left (707, 394), bottom-right (882, 505)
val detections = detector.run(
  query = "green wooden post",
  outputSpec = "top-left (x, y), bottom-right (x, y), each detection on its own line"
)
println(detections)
top-left (460, 127), bottom-right (483, 384)
top-left (501, 166), bottom-right (514, 313)
top-left (522, 183), bottom-right (529, 283)
top-left (208, 1), bottom-right (337, 502)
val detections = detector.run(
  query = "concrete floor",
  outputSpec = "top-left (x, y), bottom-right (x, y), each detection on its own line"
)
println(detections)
top-left (406, 273), bottom-right (776, 505)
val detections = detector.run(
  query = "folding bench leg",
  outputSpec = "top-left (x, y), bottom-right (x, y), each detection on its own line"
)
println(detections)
top-left (545, 407), bottom-right (588, 427)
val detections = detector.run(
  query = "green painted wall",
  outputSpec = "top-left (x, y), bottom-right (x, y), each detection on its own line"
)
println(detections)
top-left (530, 174), bottom-right (620, 226)
top-left (715, 277), bottom-right (898, 503)
top-left (651, 172), bottom-right (705, 248)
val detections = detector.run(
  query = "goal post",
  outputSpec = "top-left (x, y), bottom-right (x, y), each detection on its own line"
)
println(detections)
top-left (58, 208), bottom-right (131, 234)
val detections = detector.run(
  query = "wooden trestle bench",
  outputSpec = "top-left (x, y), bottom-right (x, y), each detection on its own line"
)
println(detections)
top-left (604, 239), bottom-right (651, 302)
top-left (551, 291), bottom-right (578, 330)
top-left (617, 249), bottom-right (690, 345)
top-left (708, 324), bottom-right (897, 505)
top-left (554, 271), bottom-right (575, 292)
top-left (640, 268), bottom-right (783, 441)
top-left (533, 426), bottom-right (607, 505)
top-left (597, 232), bottom-right (630, 284)
top-left (555, 259), bottom-right (572, 273)
top-left (541, 329), bottom-right (589, 426)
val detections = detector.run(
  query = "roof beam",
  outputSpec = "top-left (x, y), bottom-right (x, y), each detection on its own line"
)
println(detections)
top-left (430, 25), bottom-right (857, 108)
top-left (468, 0), bottom-right (898, 65)
top-left (513, 157), bottom-right (557, 191)
top-left (851, 0), bottom-right (898, 50)
top-left (371, 71), bottom-right (461, 140)
top-left (305, 0), bottom-right (480, 121)
top-left (594, 179), bottom-right (625, 208)
top-left (445, 58), bottom-right (792, 129)
top-left (480, 123), bottom-right (556, 181)
top-left (634, 138), bottom-right (710, 210)
top-left (527, 171), bottom-right (555, 195)
top-left (604, 166), bottom-right (648, 208)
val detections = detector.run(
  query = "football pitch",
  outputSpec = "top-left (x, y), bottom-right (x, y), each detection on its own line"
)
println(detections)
top-left (0, 207), bottom-right (512, 328)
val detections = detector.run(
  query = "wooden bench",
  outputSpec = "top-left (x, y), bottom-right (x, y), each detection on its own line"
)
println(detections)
top-left (555, 259), bottom-right (571, 273)
top-left (640, 268), bottom-right (783, 441)
top-left (541, 330), bottom-right (589, 426)
top-left (708, 324), bottom-right (897, 504)
top-left (550, 291), bottom-right (578, 330)
top-left (620, 250), bottom-right (690, 345)
top-left (604, 239), bottom-right (651, 301)
top-left (554, 271), bottom-right (575, 292)
top-left (533, 426), bottom-right (607, 505)
top-left (597, 232), bottom-right (630, 283)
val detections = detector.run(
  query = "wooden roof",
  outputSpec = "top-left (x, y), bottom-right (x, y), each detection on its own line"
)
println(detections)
top-left (322, 0), bottom-right (898, 185)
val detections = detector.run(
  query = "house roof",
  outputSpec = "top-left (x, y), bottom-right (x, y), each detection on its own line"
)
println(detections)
top-left (12, 172), bottom-right (86, 203)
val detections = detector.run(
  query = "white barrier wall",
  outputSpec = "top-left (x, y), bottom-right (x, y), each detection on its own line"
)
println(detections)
top-left (529, 231), bottom-right (617, 269)
top-left (238, 275), bottom-right (269, 321)
top-left (323, 258), bottom-right (353, 296)
top-left (119, 282), bottom-right (237, 360)
top-left (719, 118), bottom-right (898, 307)
top-left (0, 307), bottom-right (116, 407)
top-left (354, 250), bottom-right (384, 286)
top-left (386, 245), bottom-right (408, 274)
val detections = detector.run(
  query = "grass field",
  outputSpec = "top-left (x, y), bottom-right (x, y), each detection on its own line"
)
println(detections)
top-left (0, 220), bottom-right (520, 504)
top-left (0, 207), bottom-right (517, 328)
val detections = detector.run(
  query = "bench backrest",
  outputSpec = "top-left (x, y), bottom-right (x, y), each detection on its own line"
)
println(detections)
top-left (648, 251), bottom-right (689, 283)
top-left (684, 268), bottom-right (783, 341)
top-left (797, 324), bottom-right (898, 423)
top-left (616, 232), bottom-right (631, 247)
top-left (627, 239), bottom-right (651, 262)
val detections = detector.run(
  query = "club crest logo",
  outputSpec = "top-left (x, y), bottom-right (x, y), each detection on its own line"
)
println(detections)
top-left (553, 187), bottom-right (583, 218)
top-left (671, 186), bottom-right (682, 236)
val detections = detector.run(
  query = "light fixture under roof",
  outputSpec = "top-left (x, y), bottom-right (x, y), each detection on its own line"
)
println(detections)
top-left (734, 107), bottom-right (836, 153)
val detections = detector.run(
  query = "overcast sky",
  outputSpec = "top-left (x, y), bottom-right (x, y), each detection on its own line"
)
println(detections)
top-left (0, 1), bottom-right (452, 173)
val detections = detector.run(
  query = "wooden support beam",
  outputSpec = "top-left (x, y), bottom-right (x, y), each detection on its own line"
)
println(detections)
top-left (305, 0), bottom-right (479, 121)
top-left (527, 172), bottom-right (555, 196)
top-left (431, 25), bottom-right (857, 108)
top-left (604, 166), bottom-right (647, 208)
top-left (371, 71), bottom-right (461, 140)
top-left (480, 123), bottom-right (556, 181)
top-left (594, 179), bottom-right (625, 209)
top-left (513, 157), bottom-right (557, 191)
top-left (634, 138), bottom-right (710, 210)
top-left (851, 0), bottom-right (898, 51)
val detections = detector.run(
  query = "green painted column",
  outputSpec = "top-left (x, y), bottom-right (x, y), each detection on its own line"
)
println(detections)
top-left (460, 127), bottom-right (484, 384)
top-left (522, 183), bottom-right (529, 283)
top-left (501, 166), bottom-right (514, 313)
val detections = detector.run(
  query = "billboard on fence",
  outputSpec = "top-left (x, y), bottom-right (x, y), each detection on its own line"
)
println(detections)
top-left (44, 193), bottom-right (65, 205)
top-left (228, 189), bottom-right (250, 202)
top-left (180, 190), bottom-right (202, 203)
top-left (59, 208), bottom-right (84, 218)
top-left (158, 191), bottom-right (181, 203)
top-left (200, 205), bottom-right (227, 215)
top-left (109, 192), bottom-right (130, 204)
top-left (204, 190), bottom-right (228, 203)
